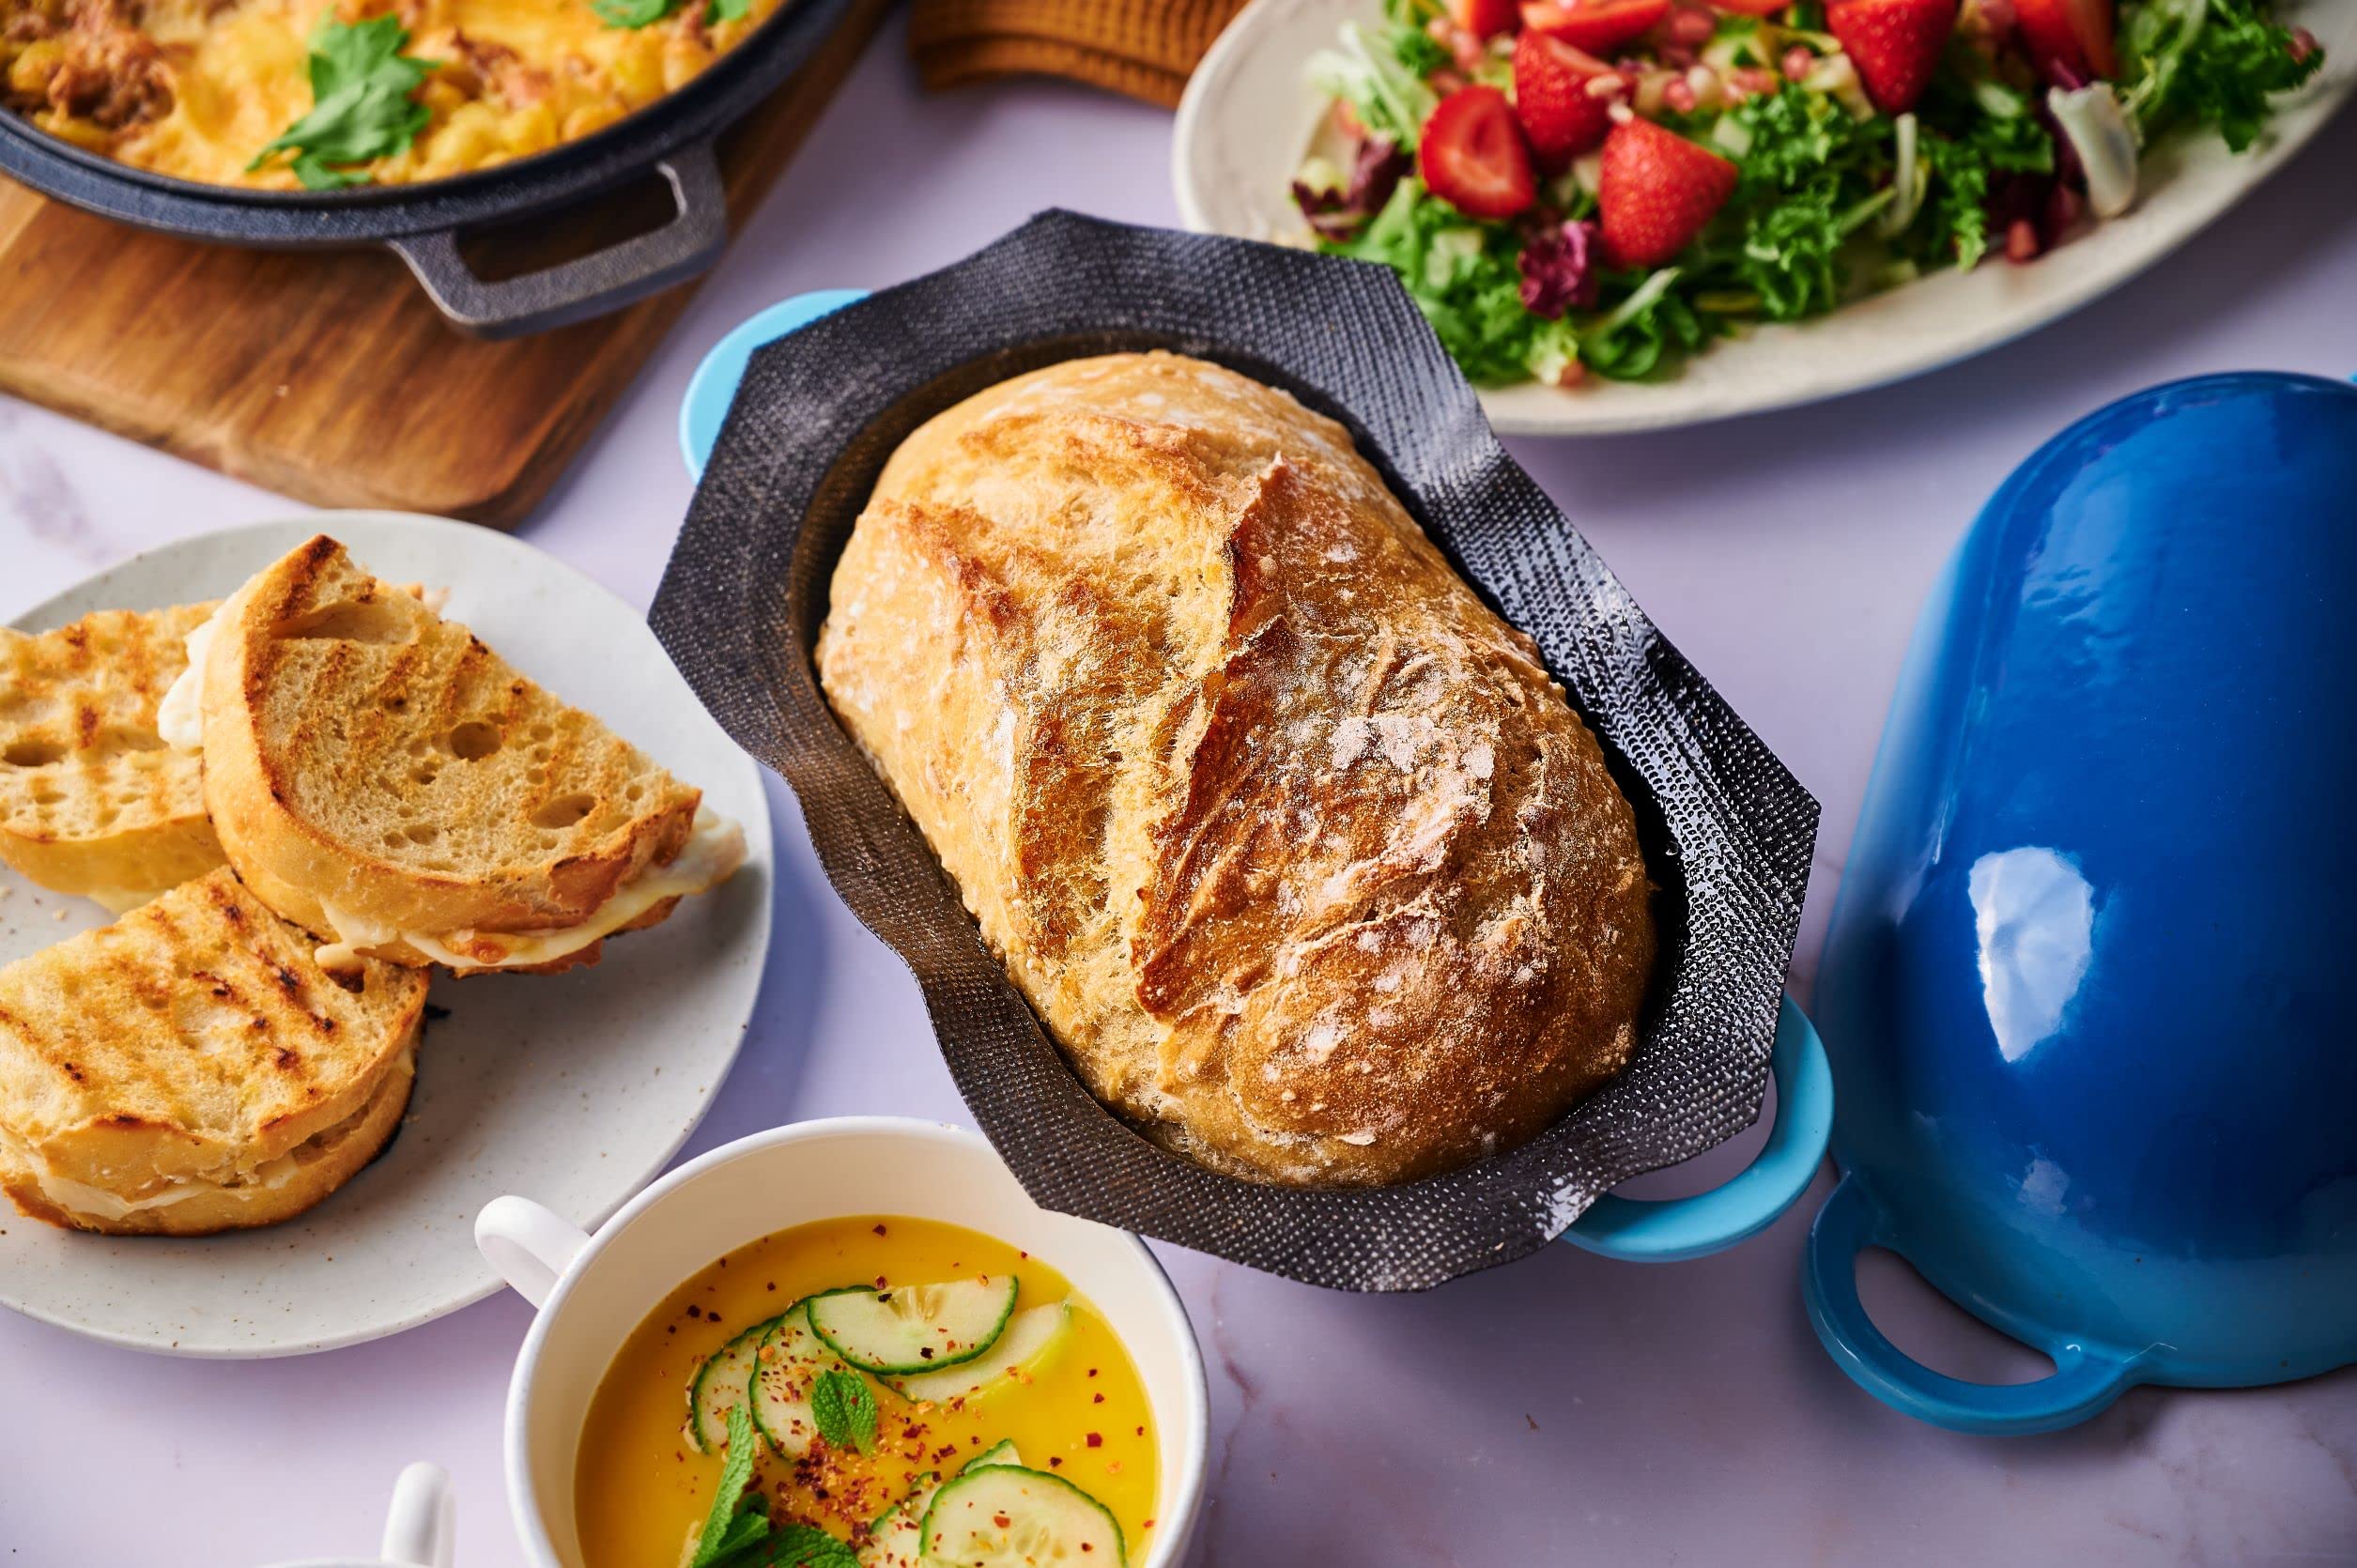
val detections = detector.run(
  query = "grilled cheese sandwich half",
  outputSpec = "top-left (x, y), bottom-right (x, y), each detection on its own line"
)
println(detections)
top-left (0, 869), bottom-right (427, 1236)
top-left (162, 536), bottom-right (744, 976)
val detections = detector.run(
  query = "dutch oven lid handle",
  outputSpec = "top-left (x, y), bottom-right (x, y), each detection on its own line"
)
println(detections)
top-left (390, 143), bottom-right (727, 339)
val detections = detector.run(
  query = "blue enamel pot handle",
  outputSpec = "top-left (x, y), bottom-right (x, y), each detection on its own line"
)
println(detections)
top-left (685, 298), bottom-right (1832, 1266)
top-left (1803, 1174), bottom-right (2142, 1434)
top-left (1562, 994), bottom-right (1833, 1262)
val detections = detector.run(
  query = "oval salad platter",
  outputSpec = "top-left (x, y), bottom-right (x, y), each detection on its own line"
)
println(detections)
top-left (1173, 0), bottom-right (2353, 436)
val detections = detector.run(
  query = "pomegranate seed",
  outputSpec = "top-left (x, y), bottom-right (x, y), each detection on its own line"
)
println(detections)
top-left (2289, 26), bottom-right (2318, 62)
top-left (1555, 360), bottom-right (1588, 388)
top-left (1668, 6), bottom-right (1716, 45)
top-left (2005, 218), bottom-right (2041, 264)
top-left (1663, 77), bottom-right (1697, 112)
top-left (1781, 45), bottom-right (1814, 81)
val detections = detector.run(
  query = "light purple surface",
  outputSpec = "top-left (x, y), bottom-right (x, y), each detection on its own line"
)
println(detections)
top-left (3, 26), bottom-right (2355, 1567)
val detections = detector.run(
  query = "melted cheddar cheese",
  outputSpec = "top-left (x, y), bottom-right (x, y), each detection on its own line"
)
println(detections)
top-left (0, 0), bottom-right (782, 188)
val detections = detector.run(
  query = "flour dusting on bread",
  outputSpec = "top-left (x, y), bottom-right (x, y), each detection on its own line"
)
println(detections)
top-left (819, 352), bottom-right (1654, 1185)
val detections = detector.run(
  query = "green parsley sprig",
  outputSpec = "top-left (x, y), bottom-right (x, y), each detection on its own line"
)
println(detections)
top-left (248, 13), bottom-right (435, 191)
top-left (593, 0), bottom-right (754, 29)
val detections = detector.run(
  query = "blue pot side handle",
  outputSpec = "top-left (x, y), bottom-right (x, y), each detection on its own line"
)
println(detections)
top-left (1562, 994), bottom-right (1833, 1262)
top-left (681, 288), bottom-right (870, 480)
top-left (1803, 1173), bottom-right (2142, 1435)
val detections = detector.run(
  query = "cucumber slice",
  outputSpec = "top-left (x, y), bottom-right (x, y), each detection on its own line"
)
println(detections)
top-left (889, 1303), bottom-right (1071, 1404)
top-left (684, 1314), bottom-right (784, 1453)
top-left (859, 1444), bottom-right (1027, 1567)
top-left (859, 1470), bottom-right (940, 1568)
top-left (917, 1466), bottom-right (1125, 1568)
top-left (962, 1439), bottom-right (1021, 1472)
top-left (808, 1276), bottom-right (1020, 1376)
top-left (749, 1301), bottom-right (859, 1456)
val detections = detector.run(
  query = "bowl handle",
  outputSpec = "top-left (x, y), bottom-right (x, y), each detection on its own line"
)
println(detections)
top-left (1561, 993), bottom-right (1833, 1262)
top-left (380, 1462), bottom-right (455, 1568)
top-left (391, 143), bottom-right (729, 340)
top-left (475, 1195), bottom-right (591, 1309)
top-left (1803, 1172), bottom-right (2139, 1434)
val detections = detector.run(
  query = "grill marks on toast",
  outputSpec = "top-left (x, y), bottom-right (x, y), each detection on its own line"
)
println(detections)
top-left (0, 604), bottom-right (224, 898)
top-left (0, 869), bottom-right (426, 1158)
top-left (239, 542), bottom-right (697, 894)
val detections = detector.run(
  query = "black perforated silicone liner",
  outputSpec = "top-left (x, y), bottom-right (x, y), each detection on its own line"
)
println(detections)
top-left (651, 211), bottom-right (1816, 1290)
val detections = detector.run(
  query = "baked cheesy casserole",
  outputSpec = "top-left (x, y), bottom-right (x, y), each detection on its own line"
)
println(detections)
top-left (0, 0), bottom-right (783, 189)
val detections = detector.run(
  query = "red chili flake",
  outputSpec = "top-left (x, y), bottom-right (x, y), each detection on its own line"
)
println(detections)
top-left (1086, 1368), bottom-right (1099, 1378)
top-left (1082, 1545), bottom-right (1093, 1554)
top-left (918, 1348), bottom-right (935, 1360)
top-left (766, 1282), bottom-right (778, 1293)
top-left (1132, 1426), bottom-right (1144, 1437)
top-left (874, 1276), bottom-right (889, 1289)
top-left (992, 1515), bottom-right (1012, 1529)
top-left (1143, 1519), bottom-right (1156, 1530)
top-left (686, 1305), bottom-right (701, 1318)
top-left (1085, 1433), bottom-right (1101, 1448)
top-left (1048, 1457), bottom-right (1062, 1468)
top-left (1091, 1393), bottom-right (1104, 1404)
top-left (872, 1222), bottom-right (888, 1236)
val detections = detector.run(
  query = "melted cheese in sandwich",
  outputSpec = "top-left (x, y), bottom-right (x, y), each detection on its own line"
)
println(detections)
top-left (313, 807), bottom-right (746, 973)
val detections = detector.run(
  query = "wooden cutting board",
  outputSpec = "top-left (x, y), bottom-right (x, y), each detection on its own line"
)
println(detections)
top-left (0, 0), bottom-right (887, 529)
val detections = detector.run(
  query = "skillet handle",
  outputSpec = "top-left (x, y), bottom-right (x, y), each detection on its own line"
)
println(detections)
top-left (391, 143), bottom-right (728, 339)
top-left (1803, 1172), bottom-right (2141, 1435)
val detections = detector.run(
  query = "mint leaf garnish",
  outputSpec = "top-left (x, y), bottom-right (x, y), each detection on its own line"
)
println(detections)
top-left (248, 13), bottom-right (435, 190)
top-left (688, 1404), bottom-right (767, 1568)
top-left (763, 1524), bottom-right (858, 1568)
top-left (809, 1368), bottom-right (876, 1453)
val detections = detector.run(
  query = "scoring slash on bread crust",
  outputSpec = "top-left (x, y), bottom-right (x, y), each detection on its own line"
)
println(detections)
top-left (177, 536), bottom-right (741, 976)
top-left (0, 869), bottom-right (427, 1236)
top-left (0, 604), bottom-right (227, 911)
top-left (818, 352), bottom-right (1656, 1187)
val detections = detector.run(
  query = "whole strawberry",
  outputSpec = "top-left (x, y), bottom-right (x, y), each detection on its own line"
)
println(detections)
top-left (1597, 115), bottom-right (1737, 269)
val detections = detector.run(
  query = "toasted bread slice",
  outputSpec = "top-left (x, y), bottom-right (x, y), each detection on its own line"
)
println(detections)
top-left (0, 604), bottom-right (227, 910)
top-left (0, 869), bottom-right (427, 1236)
top-left (178, 535), bottom-right (740, 974)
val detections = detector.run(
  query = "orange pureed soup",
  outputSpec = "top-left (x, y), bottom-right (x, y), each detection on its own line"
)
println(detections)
top-left (574, 1214), bottom-right (1160, 1567)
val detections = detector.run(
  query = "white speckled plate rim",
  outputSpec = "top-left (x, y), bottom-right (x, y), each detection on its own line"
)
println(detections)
top-left (1173, 0), bottom-right (2356, 436)
top-left (0, 514), bottom-right (775, 1358)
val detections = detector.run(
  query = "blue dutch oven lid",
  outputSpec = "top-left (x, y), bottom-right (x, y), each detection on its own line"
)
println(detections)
top-left (1807, 372), bottom-right (2357, 1435)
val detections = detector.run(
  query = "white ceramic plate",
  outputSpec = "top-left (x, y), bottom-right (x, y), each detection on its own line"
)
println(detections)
top-left (1173, 0), bottom-right (2354, 435)
top-left (0, 514), bottom-right (775, 1358)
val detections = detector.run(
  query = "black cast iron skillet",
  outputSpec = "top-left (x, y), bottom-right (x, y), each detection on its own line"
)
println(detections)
top-left (0, 0), bottom-right (857, 337)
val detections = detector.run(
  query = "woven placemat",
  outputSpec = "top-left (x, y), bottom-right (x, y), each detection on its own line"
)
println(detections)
top-left (909, 0), bottom-right (1251, 106)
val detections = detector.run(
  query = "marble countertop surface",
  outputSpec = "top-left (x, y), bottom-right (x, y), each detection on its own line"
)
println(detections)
top-left (3, 25), bottom-right (2354, 1567)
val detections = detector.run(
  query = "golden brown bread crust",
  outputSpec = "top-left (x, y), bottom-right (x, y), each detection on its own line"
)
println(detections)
top-left (0, 868), bottom-right (427, 1234)
top-left (195, 535), bottom-right (701, 958)
top-left (0, 602), bottom-right (225, 904)
top-left (818, 352), bottom-right (1655, 1186)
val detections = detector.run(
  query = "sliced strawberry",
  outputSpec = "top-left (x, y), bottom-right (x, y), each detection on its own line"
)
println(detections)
top-left (1520, 0), bottom-right (1671, 55)
top-left (2015, 0), bottom-right (2116, 79)
top-left (1452, 0), bottom-right (1522, 38)
top-left (1512, 31), bottom-right (1616, 170)
top-left (1418, 85), bottom-right (1538, 220)
top-left (1826, 0), bottom-right (1958, 113)
top-left (1597, 115), bottom-right (1737, 268)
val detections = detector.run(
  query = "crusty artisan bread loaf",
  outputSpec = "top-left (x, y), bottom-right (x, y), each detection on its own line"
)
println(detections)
top-left (818, 352), bottom-right (1655, 1186)
top-left (0, 604), bottom-right (226, 909)
top-left (191, 536), bottom-right (706, 972)
top-left (0, 869), bottom-right (426, 1235)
